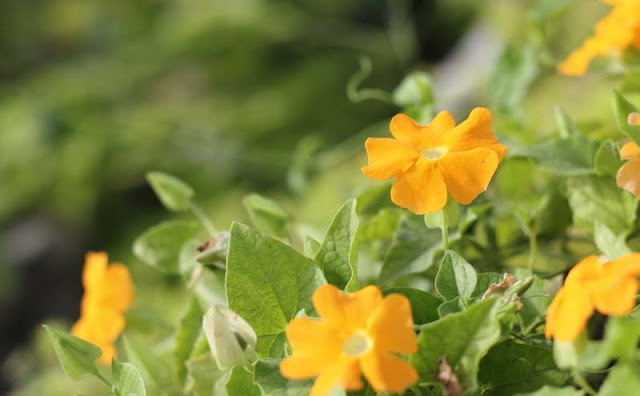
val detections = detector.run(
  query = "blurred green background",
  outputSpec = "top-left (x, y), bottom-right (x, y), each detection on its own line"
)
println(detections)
top-left (0, 0), bottom-right (616, 394)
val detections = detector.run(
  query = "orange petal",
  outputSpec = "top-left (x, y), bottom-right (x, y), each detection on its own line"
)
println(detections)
top-left (100, 263), bottom-right (135, 312)
top-left (281, 318), bottom-right (341, 379)
top-left (443, 108), bottom-right (506, 160)
top-left (96, 343), bottom-right (117, 365)
top-left (438, 148), bottom-right (499, 205)
top-left (603, 253), bottom-right (640, 278)
top-left (592, 276), bottom-right (639, 316)
top-left (309, 357), bottom-right (362, 396)
top-left (362, 138), bottom-right (419, 180)
top-left (544, 284), bottom-right (594, 342)
top-left (360, 349), bottom-right (418, 393)
top-left (390, 158), bottom-right (447, 214)
top-left (367, 294), bottom-right (417, 354)
top-left (616, 159), bottom-right (640, 198)
top-left (419, 111), bottom-right (456, 147)
top-left (82, 252), bottom-right (108, 291)
top-left (313, 284), bottom-right (383, 329)
top-left (565, 255), bottom-right (604, 285)
top-left (389, 114), bottom-right (422, 144)
top-left (620, 142), bottom-right (640, 160)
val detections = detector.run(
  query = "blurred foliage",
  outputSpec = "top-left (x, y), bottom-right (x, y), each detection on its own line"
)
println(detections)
top-left (5, 0), bottom-right (640, 394)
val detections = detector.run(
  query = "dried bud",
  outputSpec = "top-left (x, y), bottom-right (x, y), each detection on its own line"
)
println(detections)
top-left (196, 231), bottom-right (230, 269)
top-left (435, 356), bottom-right (463, 396)
top-left (202, 305), bottom-right (257, 370)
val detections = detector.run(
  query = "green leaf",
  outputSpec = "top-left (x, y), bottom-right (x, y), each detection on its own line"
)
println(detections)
top-left (514, 385), bottom-right (584, 396)
top-left (122, 336), bottom-right (170, 389)
top-left (594, 139), bottom-right (624, 176)
top-left (435, 251), bottom-right (477, 302)
top-left (438, 297), bottom-right (463, 317)
top-left (254, 359), bottom-right (312, 396)
top-left (518, 276), bottom-right (551, 333)
top-left (355, 182), bottom-right (393, 215)
top-left (133, 221), bottom-right (201, 274)
top-left (411, 297), bottom-right (516, 391)
top-left (242, 193), bottom-right (292, 238)
top-left (392, 71), bottom-right (435, 123)
top-left (185, 353), bottom-right (226, 396)
top-left (43, 325), bottom-right (101, 381)
top-left (383, 288), bottom-right (442, 325)
top-left (478, 340), bottom-right (569, 396)
top-left (582, 316), bottom-right (640, 370)
top-left (522, 136), bottom-right (599, 175)
top-left (424, 200), bottom-right (460, 230)
top-left (566, 176), bottom-right (637, 235)
top-left (612, 89), bottom-right (640, 145)
top-left (303, 236), bottom-right (321, 258)
top-left (471, 272), bottom-right (504, 299)
top-left (146, 171), bottom-right (194, 211)
top-left (174, 298), bottom-right (204, 385)
top-left (593, 221), bottom-right (631, 259)
top-left (598, 362), bottom-right (640, 396)
top-left (357, 208), bottom-right (402, 242)
top-left (226, 222), bottom-right (325, 357)
top-left (489, 45), bottom-right (539, 115)
top-left (553, 106), bottom-right (579, 137)
top-left (379, 214), bottom-right (442, 284)
top-left (112, 360), bottom-right (146, 396)
top-left (313, 199), bottom-right (359, 291)
top-left (225, 366), bottom-right (261, 396)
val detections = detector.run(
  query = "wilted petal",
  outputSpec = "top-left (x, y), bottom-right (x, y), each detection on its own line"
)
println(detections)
top-left (616, 159), bottom-right (640, 198)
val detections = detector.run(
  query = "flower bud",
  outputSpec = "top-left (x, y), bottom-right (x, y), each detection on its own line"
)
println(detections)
top-left (202, 305), bottom-right (257, 370)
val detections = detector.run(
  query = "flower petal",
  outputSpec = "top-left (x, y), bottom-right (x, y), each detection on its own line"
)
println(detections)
top-left (438, 148), bottom-right (499, 205)
top-left (367, 294), bottom-right (417, 354)
top-left (313, 284), bottom-right (383, 329)
top-left (389, 114), bottom-right (422, 144)
top-left (604, 253), bottom-right (640, 278)
top-left (82, 252), bottom-right (108, 291)
top-left (419, 111), bottom-right (456, 148)
top-left (360, 349), bottom-right (418, 393)
top-left (362, 138), bottom-right (419, 180)
top-left (100, 263), bottom-right (135, 312)
top-left (309, 357), bottom-right (362, 396)
top-left (592, 276), bottom-right (639, 316)
top-left (281, 317), bottom-right (341, 379)
top-left (544, 284), bottom-right (594, 342)
top-left (616, 159), bottom-right (640, 198)
top-left (620, 142), bottom-right (640, 160)
top-left (390, 158), bottom-right (447, 214)
top-left (443, 108), bottom-right (506, 160)
top-left (565, 255), bottom-right (603, 285)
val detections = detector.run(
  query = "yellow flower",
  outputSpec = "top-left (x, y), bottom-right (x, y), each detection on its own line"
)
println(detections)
top-left (71, 252), bottom-right (134, 364)
top-left (280, 284), bottom-right (418, 396)
top-left (545, 254), bottom-right (640, 342)
top-left (558, 0), bottom-right (640, 76)
top-left (362, 108), bottom-right (506, 214)
top-left (616, 141), bottom-right (640, 198)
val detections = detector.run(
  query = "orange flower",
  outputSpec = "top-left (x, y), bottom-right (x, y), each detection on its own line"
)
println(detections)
top-left (545, 254), bottom-right (640, 342)
top-left (362, 108), bottom-right (506, 214)
top-left (558, 0), bottom-right (640, 76)
top-left (71, 252), bottom-right (134, 364)
top-left (280, 284), bottom-right (418, 396)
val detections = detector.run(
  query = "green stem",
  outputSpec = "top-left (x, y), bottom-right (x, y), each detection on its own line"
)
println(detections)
top-left (527, 226), bottom-right (538, 271)
top-left (94, 371), bottom-right (111, 388)
top-left (442, 209), bottom-right (449, 251)
top-left (190, 203), bottom-right (217, 235)
top-left (573, 371), bottom-right (597, 396)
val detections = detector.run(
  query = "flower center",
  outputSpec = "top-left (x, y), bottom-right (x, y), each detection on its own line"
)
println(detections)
top-left (421, 147), bottom-right (447, 160)
top-left (342, 332), bottom-right (372, 357)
